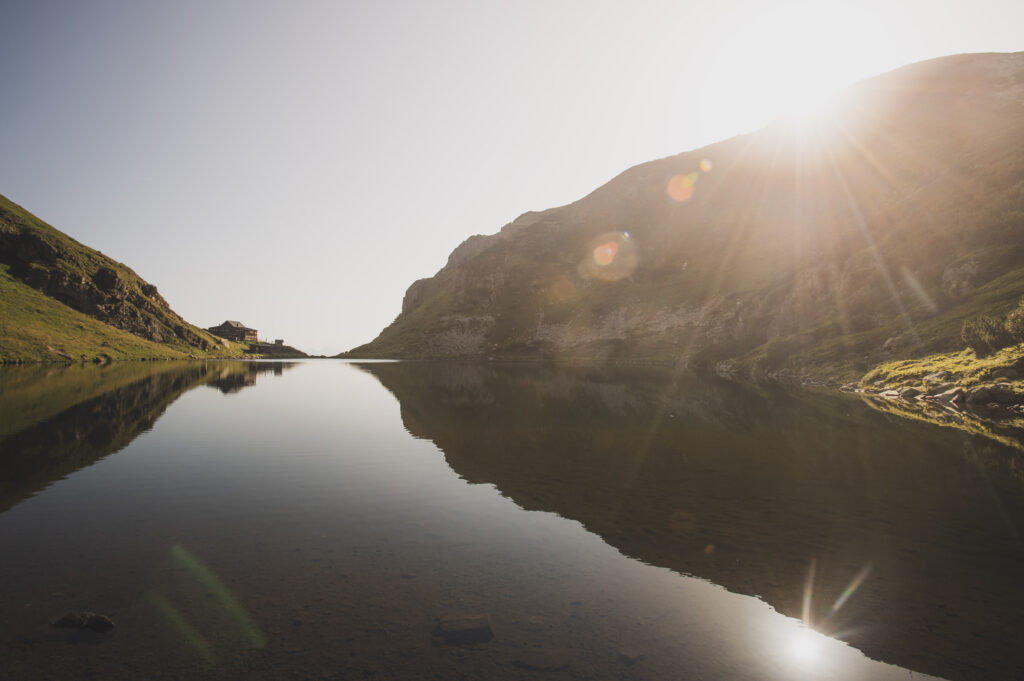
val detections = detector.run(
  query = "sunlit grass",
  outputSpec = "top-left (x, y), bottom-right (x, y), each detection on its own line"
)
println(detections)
top-left (0, 264), bottom-right (190, 362)
top-left (0, 264), bottom-right (249, 363)
top-left (862, 344), bottom-right (1024, 389)
top-left (861, 391), bottom-right (1024, 461)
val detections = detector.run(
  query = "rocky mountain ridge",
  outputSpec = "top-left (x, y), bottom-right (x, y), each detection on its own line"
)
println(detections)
top-left (349, 52), bottom-right (1024, 379)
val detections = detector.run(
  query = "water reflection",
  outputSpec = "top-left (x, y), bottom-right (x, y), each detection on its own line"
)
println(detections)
top-left (0, 361), bottom-right (295, 513)
top-left (0, 360), bottom-right (1013, 680)
top-left (356, 361), bottom-right (1024, 681)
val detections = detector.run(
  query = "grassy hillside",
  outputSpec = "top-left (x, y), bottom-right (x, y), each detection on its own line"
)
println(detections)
top-left (0, 194), bottom-right (241, 361)
top-left (0, 194), bottom-right (253, 362)
top-left (0, 263), bottom-right (248, 362)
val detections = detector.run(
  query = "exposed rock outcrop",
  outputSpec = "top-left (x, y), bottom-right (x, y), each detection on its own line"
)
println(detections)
top-left (348, 52), bottom-right (1024, 377)
top-left (0, 196), bottom-right (215, 351)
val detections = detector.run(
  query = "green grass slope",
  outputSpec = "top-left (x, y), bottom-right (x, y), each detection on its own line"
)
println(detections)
top-left (0, 194), bottom-right (247, 362)
top-left (0, 264), bottom-right (247, 362)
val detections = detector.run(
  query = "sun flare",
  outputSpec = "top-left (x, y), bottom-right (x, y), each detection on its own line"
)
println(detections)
top-left (789, 627), bottom-right (821, 663)
top-left (688, 0), bottom-right (870, 140)
top-left (779, 87), bottom-right (844, 130)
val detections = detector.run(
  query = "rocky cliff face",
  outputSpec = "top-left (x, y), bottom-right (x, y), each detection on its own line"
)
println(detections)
top-left (350, 52), bottom-right (1024, 377)
top-left (0, 195), bottom-right (216, 351)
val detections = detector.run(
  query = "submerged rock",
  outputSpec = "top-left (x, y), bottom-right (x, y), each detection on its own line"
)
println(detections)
top-left (615, 646), bottom-right (647, 666)
top-left (434, 613), bottom-right (493, 645)
top-left (51, 611), bottom-right (114, 632)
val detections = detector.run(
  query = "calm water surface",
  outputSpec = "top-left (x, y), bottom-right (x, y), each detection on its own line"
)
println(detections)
top-left (1, 359), bottom-right (1021, 680)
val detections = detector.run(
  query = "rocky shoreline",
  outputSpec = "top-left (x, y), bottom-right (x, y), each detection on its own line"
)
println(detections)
top-left (840, 362), bottom-right (1024, 451)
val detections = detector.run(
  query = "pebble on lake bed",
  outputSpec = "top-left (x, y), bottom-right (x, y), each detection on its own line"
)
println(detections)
top-left (51, 611), bottom-right (115, 632)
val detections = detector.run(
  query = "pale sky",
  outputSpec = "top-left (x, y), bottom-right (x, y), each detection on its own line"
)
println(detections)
top-left (1, 0), bottom-right (1022, 354)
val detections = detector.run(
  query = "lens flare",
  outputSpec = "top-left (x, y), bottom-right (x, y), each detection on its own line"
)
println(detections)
top-left (901, 267), bottom-right (938, 314)
top-left (580, 231), bottom-right (638, 282)
top-left (670, 509), bottom-right (696, 533)
top-left (667, 172), bottom-right (700, 202)
top-left (832, 563), bottom-right (872, 613)
top-left (593, 241), bottom-right (619, 266)
top-left (547, 275), bottom-right (577, 304)
top-left (801, 558), bottom-right (817, 626)
top-left (149, 593), bottom-right (216, 663)
top-left (700, 158), bottom-right (713, 173)
top-left (170, 544), bottom-right (267, 648)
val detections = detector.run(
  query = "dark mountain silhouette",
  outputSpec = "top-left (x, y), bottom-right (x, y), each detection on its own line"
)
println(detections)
top-left (357, 360), bottom-right (1024, 681)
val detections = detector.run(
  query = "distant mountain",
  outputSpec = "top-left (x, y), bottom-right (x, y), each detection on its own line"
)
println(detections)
top-left (348, 52), bottom-right (1024, 379)
top-left (0, 194), bottom-right (236, 362)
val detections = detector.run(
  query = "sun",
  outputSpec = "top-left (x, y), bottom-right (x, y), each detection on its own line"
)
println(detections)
top-left (693, 0), bottom-right (867, 137)
top-left (789, 626), bottom-right (821, 663)
top-left (778, 86), bottom-right (844, 130)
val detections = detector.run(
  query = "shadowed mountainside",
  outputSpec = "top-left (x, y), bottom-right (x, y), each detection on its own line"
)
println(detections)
top-left (349, 52), bottom-right (1024, 380)
top-left (357, 360), bottom-right (1024, 681)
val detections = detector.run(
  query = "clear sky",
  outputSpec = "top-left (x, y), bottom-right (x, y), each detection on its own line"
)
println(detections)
top-left (1, 0), bottom-right (1022, 354)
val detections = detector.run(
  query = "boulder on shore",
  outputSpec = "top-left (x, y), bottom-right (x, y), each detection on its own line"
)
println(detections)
top-left (965, 387), bottom-right (993, 404)
top-left (988, 384), bottom-right (1018, 404)
top-left (934, 387), bottom-right (965, 404)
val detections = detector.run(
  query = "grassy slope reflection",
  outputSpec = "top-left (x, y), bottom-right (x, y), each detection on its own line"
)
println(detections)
top-left (358, 361), bottom-right (1024, 681)
top-left (0, 361), bottom-right (296, 514)
top-left (861, 392), bottom-right (1024, 462)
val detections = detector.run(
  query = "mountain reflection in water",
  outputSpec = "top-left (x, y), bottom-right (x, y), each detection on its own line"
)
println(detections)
top-left (357, 361), bottom-right (1024, 681)
top-left (0, 360), bottom-right (1016, 680)
top-left (0, 361), bottom-right (296, 513)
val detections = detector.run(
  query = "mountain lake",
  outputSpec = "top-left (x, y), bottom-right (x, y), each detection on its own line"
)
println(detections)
top-left (1, 359), bottom-right (1022, 681)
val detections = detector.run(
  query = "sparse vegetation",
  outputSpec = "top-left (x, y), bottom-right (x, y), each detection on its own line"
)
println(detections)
top-left (1005, 296), bottom-right (1024, 343)
top-left (959, 295), bottom-right (1024, 357)
top-left (962, 315), bottom-right (1012, 356)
